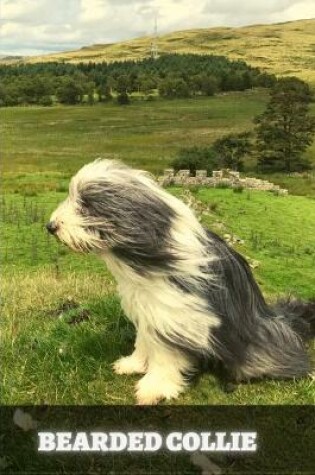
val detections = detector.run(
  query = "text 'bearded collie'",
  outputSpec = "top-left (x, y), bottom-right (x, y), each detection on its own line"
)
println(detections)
top-left (47, 159), bottom-right (314, 404)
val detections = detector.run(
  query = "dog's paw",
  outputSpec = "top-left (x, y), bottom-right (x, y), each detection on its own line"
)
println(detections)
top-left (113, 356), bottom-right (146, 375)
top-left (135, 374), bottom-right (183, 405)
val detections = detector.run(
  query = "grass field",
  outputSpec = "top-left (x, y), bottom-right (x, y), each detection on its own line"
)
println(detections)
top-left (1, 91), bottom-right (315, 196)
top-left (1, 187), bottom-right (315, 405)
top-left (1, 91), bottom-right (269, 176)
top-left (1, 93), bottom-right (315, 405)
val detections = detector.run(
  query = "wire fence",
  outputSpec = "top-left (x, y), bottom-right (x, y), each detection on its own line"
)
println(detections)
top-left (0, 193), bottom-right (105, 276)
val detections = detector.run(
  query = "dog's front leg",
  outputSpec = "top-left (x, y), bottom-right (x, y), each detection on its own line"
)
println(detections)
top-left (135, 342), bottom-right (191, 405)
top-left (113, 330), bottom-right (148, 375)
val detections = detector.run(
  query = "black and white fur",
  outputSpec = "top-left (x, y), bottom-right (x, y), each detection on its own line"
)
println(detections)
top-left (47, 159), bottom-right (314, 404)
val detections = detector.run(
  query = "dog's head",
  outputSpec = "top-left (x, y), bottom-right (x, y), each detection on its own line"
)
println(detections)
top-left (47, 159), bottom-right (175, 256)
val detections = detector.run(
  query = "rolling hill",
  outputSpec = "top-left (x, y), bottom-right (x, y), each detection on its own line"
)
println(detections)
top-left (7, 19), bottom-right (315, 84)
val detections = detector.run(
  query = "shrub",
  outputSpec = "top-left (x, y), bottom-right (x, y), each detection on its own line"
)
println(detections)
top-left (159, 78), bottom-right (190, 99)
top-left (146, 94), bottom-right (155, 101)
top-left (38, 95), bottom-right (53, 106)
top-left (117, 92), bottom-right (130, 105)
top-left (233, 185), bottom-right (244, 193)
top-left (171, 146), bottom-right (218, 175)
top-left (212, 132), bottom-right (252, 171)
top-left (215, 182), bottom-right (230, 189)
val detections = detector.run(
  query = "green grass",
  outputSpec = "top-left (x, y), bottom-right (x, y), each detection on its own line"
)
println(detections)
top-left (1, 93), bottom-right (314, 197)
top-left (0, 91), bottom-right (270, 178)
top-left (191, 188), bottom-right (315, 299)
top-left (1, 187), bottom-right (314, 405)
top-left (1, 94), bottom-right (314, 405)
top-left (0, 192), bottom-right (107, 272)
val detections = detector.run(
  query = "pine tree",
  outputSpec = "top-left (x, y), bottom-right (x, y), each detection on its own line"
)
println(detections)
top-left (255, 77), bottom-right (315, 172)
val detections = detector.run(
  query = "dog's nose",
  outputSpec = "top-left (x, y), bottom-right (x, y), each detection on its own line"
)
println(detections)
top-left (46, 221), bottom-right (58, 235)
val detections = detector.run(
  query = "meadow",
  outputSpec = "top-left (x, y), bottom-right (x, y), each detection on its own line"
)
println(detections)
top-left (1, 91), bottom-right (269, 177)
top-left (1, 92), bottom-right (315, 406)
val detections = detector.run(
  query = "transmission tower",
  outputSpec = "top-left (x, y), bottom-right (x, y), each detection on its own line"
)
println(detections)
top-left (150, 15), bottom-right (159, 60)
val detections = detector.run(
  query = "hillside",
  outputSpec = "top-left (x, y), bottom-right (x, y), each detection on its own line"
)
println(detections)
top-left (9, 19), bottom-right (315, 84)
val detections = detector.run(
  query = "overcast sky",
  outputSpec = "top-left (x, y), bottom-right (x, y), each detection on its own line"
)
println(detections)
top-left (0, 0), bottom-right (314, 56)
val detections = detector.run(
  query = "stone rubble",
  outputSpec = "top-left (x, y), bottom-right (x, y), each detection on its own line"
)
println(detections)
top-left (158, 169), bottom-right (288, 195)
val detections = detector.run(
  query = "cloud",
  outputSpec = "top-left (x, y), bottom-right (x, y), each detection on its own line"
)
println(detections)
top-left (203, 0), bottom-right (298, 16)
top-left (282, 1), bottom-right (315, 21)
top-left (1, 0), bottom-right (79, 26)
top-left (202, 0), bottom-right (315, 26)
top-left (0, 0), bottom-right (314, 56)
top-left (79, 0), bottom-right (109, 24)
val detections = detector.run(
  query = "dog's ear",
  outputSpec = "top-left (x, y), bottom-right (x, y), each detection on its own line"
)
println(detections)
top-left (79, 181), bottom-right (111, 217)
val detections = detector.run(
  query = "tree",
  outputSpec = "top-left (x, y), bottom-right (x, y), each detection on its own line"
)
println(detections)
top-left (171, 146), bottom-right (219, 175)
top-left (0, 83), bottom-right (9, 106)
top-left (254, 77), bottom-right (315, 172)
top-left (38, 95), bottom-right (53, 106)
top-left (138, 75), bottom-right (157, 96)
top-left (159, 77), bottom-right (190, 98)
top-left (212, 132), bottom-right (253, 171)
top-left (56, 78), bottom-right (84, 105)
top-left (97, 82), bottom-right (112, 102)
top-left (116, 75), bottom-right (130, 94)
top-left (85, 81), bottom-right (96, 104)
top-left (220, 72), bottom-right (247, 91)
top-left (0, 82), bottom-right (21, 106)
top-left (117, 92), bottom-right (130, 105)
top-left (17, 76), bottom-right (52, 104)
top-left (190, 74), bottom-right (218, 96)
top-left (0, 54), bottom-right (276, 107)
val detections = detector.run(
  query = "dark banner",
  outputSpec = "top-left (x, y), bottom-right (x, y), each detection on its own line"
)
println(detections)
top-left (0, 405), bottom-right (314, 474)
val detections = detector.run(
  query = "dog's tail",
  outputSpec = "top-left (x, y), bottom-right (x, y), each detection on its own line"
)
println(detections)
top-left (273, 297), bottom-right (315, 342)
top-left (223, 298), bottom-right (315, 382)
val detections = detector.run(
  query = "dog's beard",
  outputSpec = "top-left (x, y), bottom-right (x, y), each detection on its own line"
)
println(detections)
top-left (56, 231), bottom-right (94, 253)
top-left (54, 226), bottom-right (101, 253)
top-left (49, 200), bottom-right (106, 253)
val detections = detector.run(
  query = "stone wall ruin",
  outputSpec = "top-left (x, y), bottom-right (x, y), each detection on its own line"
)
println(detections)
top-left (158, 169), bottom-right (288, 195)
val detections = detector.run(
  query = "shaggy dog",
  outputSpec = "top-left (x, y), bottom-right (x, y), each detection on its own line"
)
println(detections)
top-left (47, 159), bottom-right (314, 404)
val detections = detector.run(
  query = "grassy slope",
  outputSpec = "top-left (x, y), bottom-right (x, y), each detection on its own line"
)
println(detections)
top-left (18, 19), bottom-right (315, 85)
top-left (1, 188), bottom-right (315, 405)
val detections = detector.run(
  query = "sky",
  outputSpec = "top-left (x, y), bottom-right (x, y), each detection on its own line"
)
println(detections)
top-left (0, 0), bottom-right (314, 56)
